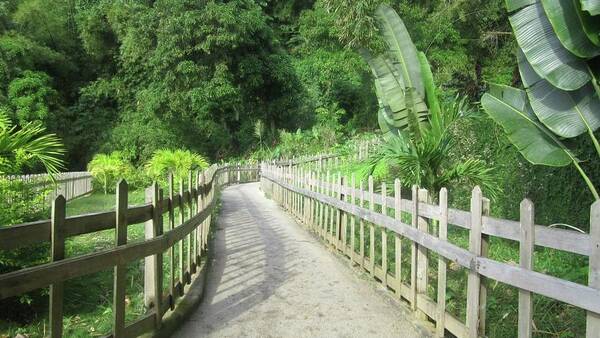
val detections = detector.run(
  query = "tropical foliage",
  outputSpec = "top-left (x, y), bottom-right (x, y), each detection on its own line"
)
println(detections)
top-left (87, 151), bottom-right (133, 194)
top-left (0, 110), bottom-right (64, 176)
top-left (481, 0), bottom-right (600, 200)
top-left (145, 149), bottom-right (209, 187)
top-left (362, 5), bottom-right (497, 198)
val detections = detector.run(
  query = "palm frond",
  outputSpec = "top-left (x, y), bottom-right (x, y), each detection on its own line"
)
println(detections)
top-left (0, 121), bottom-right (65, 176)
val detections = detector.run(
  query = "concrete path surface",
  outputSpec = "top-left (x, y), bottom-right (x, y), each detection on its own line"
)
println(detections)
top-left (173, 183), bottom-right (431, 338)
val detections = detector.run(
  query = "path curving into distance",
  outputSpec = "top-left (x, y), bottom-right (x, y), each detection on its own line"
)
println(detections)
top-left (173, 183), bottom-right (432, 338)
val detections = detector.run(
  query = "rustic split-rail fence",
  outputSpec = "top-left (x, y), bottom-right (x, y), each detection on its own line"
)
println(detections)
top-left (1, 153), bottom-right (599, 338)
top-left (0, 164), bottom-right (259, 338)
top-left (260, 162), bottom-right (600, 338)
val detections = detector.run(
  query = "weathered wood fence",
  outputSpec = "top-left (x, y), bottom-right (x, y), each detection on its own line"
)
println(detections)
top-left (0, 164), bottom-right (259, 338)
top-left (260, 163), bottom-right (600, 338)
top-left (6, 171), bottom-right (93, 203)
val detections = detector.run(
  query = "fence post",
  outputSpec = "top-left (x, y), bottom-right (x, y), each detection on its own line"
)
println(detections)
top-left (416, 188), bottom-right (429, 320)
top-left (466, 186), bottom-right (483, 338)
top-left (394, 179), bottom-right (402, 300)
top-left (381, 182), bottom-right (388, 287)
top-left (368, 175), bottom-right (375, 277)
top-left (518, 199), bottom-right (534, 338)
top-left (436, 188), bottom-right (448, 337)
top-left (179, 178), bottom-right (185, 287)
top-left (479, 197), bottom-right (491, 336)
top-left (49, 195), bottom-right (66, 338)
top-left (144, 183), bottom-right (157, 307)
top-left (154, 184), bottom-right (163, 327)
top-left (187, 171), bottom-right (193, 275)
top-left (410, 185), bottom-right (418, 310)
top-left (168, 173), bottom-right (176, 310)
top-left (587, 201), bottom-right (600, 337)
top-left (114, 180), bottom-right (128, 337)
top-left (336, 173), bottom-right (343, 250)
top-left (350, 174), bottom-right (357, 264)
top-left (360, 179), bottom-right (365, 269)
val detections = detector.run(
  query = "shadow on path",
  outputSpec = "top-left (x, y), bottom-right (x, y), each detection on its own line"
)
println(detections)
top-left (173, 183), bottom-right (431, 338)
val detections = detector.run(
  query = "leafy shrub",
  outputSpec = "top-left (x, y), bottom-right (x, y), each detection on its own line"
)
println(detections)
top-left (87, 151), bottom-right (136, 194)
top-left (145, 149), bottom-right (209, 187)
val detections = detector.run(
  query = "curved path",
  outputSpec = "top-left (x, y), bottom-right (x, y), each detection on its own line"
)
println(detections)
top-left (174, 183), bottom-right (431, 338)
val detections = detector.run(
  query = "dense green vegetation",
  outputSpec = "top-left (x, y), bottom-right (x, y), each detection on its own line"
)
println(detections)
top-left (0, 0), bottom-right (599, 337)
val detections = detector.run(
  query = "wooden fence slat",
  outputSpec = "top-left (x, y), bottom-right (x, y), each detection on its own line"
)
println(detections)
top-left (394, 179), bottom-right (402, 300)
top-left (436, 188), bottom-right (448, 337)
top-left (179, 179), bottom-right (185, 287)
top-left (189, 170), bottom-right (193, 274)
top-left (587, 201), bottom-right (600, 337)
top-left (466, 187), bottom-right (483, 338)
top-left (518, 199), bottom-right (534, 338)
top-left (381, 182), bottom-right (388, 287)
top-left (351, 174), bottom-right (357, 264)
top-left (49, 195), bottom-right (66, 338)
top-left (416, 188), bottom-right (429, 320)
top-left (360, 180), bottom-right (365, 269)
top-left (410, 185), bottom-right (418, 310)
top-left (369, 176), bottom-right (375, 277)
top-left (168, 174), bottom-right (176, 310)
top-left (152, 184), bottom-right (163, 328)
top-left (113, 180), bottom-right (128, 337)
top-left (479, 198), bottom-right (491, 336)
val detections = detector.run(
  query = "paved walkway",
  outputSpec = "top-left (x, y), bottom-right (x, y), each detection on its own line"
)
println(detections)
top-left (174, 183), bottom-right (431, 338)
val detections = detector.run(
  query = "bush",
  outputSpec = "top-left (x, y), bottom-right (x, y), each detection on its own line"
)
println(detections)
top-left (88, 151), bottom-right (142, 193)
top-left (145, 149), bottom-right (209, 188)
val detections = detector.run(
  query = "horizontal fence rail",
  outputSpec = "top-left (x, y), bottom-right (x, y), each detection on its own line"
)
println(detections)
top-left (0, 164), bottom-right (259, 338)
top-left (260, 163), bottom-right (600, 338)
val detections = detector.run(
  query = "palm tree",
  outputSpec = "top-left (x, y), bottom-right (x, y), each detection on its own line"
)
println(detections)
top-left (87, 152), bottom-right (130, 194)
top-left (145, 149), bottom-right (209, 187)
top-left (0, 110), bottom-right (65, 176)
top-left (364, 97), bottom-right (499, 199)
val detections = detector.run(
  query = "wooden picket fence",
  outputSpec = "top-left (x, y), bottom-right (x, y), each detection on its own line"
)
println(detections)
top-left (260, 163), bottom-right (600, 338)
top-left (0, 164), bottom-right (259, 338)
top-left (6, 171), bottom-right (93, 203)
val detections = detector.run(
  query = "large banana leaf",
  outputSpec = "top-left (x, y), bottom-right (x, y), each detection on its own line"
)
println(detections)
top-left (541, 0), bottom-right (600, 57)
top-left (481, 84), bottom-right (573, 166)
top-left (506, 0), bottom-right (536, 12)
top-left (574, 0), bottom-right (600, 47)
top-left (581, 0), bottom-right (600, 15)
top-left (518, 50), bottom-right (600, 138)
top-left (508, 1), bottom-right (591, 90)
top-left (375, 4), bottom-right (424, 98)
top-left (362, 50), bottom-right (428, 139)
top-left (418, 52), bottom-right (441, 116)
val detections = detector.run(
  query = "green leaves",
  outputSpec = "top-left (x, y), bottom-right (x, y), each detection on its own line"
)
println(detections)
top-left (518, 51), bottom-right (600, 139)
top-left (540, 0), bottom-right (600, 57)
top-left (145, 149), bottom-right (209, 186)
top-left (0, 110), bottom-right (65, 176)
top-left (375, 4), bottom-right (424, 98)
top-left (581, 0), bottom-right (600, 15)
top-left (418, 52), bottom-right (441, 117)
top-left (362, 5), bottom-right (433, 140)
top-left (481, 84), bottom-right (572, 167)
top-left (508, 2), bottom-right (591, 90)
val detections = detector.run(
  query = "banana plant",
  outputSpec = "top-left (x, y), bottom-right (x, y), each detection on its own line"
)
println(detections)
top-left (482, 0), bottom-right (600, 199)
top-left (361, 4), bottom-right (440, 141)
top-left (361, 5), bottom-right (499, 198)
